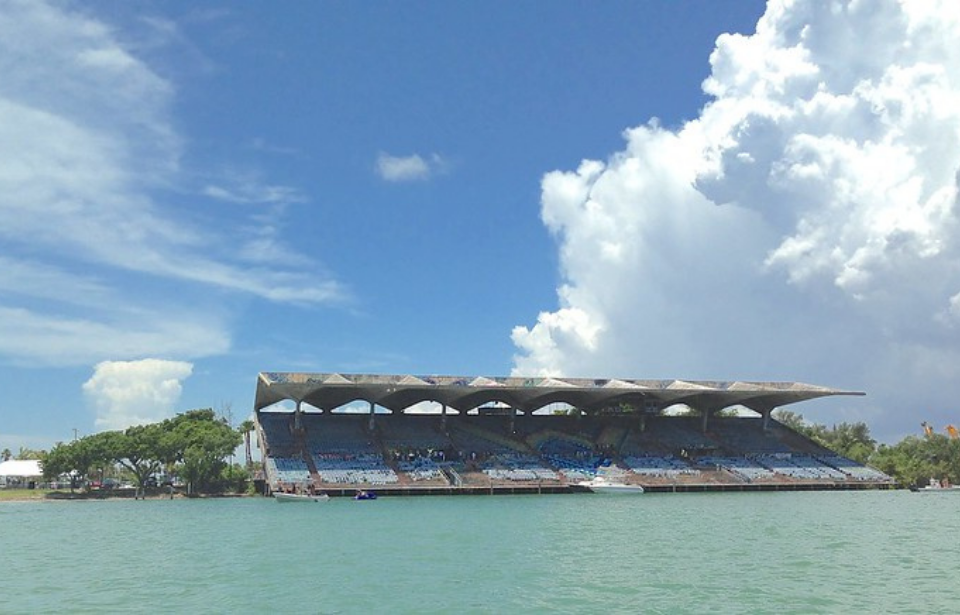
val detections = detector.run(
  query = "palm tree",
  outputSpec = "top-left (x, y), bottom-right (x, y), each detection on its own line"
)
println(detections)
top-left (239, 420), bottom-right (255, 469)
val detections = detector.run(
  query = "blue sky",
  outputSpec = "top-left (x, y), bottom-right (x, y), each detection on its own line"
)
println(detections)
top-left (3, 0), bottom-right (960, 450)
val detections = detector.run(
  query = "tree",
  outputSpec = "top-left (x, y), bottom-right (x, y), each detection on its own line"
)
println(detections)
top-left (824, 422), bottom-right (876, 464)
top-left (16, 447), bottom-right (44, 460)
top-left (772, 411), bottom-right (876, 463)
top-left (772, 410), bottom-right (806, 432)
top-left (42, 432), bottom-right (113, 491)
top-left (107, 425), bottom-right (167, 498)
top-left (42, 442), bottom-right (76, 488)
top-left (1, 448), bottom-right (11, 462)
top-left (239, 420), bottom-right (255, 470)
top-left (869, 435), bottom-right (958, 487)
top-left (168, 409), bottom-right (242, 494)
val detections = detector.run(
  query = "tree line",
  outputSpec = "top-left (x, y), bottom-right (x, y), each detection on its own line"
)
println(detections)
top-left (41, 409), bottom-right (247, 496)
top-left (20, 408), bottom-right (960, 492)
top-left (774, 411), bottom-right (960, 487)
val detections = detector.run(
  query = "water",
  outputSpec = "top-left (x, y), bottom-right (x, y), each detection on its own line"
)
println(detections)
top-left (1, 491), bottom-right (958, 614)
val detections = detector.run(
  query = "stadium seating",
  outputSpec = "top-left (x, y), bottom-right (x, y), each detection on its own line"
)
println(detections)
top-left (266, 456), bottom-right (311, 484)
top-left (257, 411), bottom-right (895, 490)
top-left (697, 456), bottom-right (776, 481)
top-left (818, 455), bottom-right (893, 481)
top-left (622, 455), bottom-right (701, 479)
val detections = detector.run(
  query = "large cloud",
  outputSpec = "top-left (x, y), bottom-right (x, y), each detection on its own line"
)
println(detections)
top-left (0, 1), bottom-right (343, 366)
top-left (83, 359), bottom-right (194, 431)
top-left (512, 0), bottom-right (960, 439)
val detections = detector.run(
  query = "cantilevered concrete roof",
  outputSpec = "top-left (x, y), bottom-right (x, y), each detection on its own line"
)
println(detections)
top-left (254, 372), bottom-right (864, 415)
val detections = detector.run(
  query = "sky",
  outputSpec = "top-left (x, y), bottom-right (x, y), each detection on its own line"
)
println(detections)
top-left (2, 0), bottom-right (959, 451)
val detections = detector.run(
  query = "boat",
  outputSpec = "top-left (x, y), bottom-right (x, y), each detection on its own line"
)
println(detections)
top-left (274, 491), bottom-right (330, 503)
top-left (354, 490), bottom-right (377, 501)
top-left (912, 478), bottom-right (960, 493)
top-left (578, 467), bottom-right (644, 494)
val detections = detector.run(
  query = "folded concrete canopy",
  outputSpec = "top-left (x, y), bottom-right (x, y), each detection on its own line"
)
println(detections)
top-left (254, 372), bottom-right (863, 430)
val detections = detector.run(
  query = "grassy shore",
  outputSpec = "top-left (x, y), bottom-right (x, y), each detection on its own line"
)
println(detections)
top-left (0, 488), bottom-right (52, 501)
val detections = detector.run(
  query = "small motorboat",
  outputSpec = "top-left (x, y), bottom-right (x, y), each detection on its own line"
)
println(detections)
top-left (578, 466), bottom-right (644, 494)
top-left (274, 491), bottom-right (330, 503)
top-left (912, 478), bottom-right (960, 493)
top-left (354, 490), bottom-right (378, 501)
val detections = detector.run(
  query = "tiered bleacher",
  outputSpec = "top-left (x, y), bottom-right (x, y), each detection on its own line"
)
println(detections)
top-left (623, 455), bottom-right (701, 479)
top-left (819, 455), bottom-right (893, 481)
top-left (267, 456), bottom-right (311, 484)
top-left (481, 453), bottom-right (559, 482)
top-left (754, 454), bottom-right (848, 480)
top-left (312, 452), bottom-right (399, 485)
top-left (397, 456), bottom-right (444, 482)
top-left (697, 456), bottom-right (776, 481)
top-left (257, 411), bottom-right (895, 492)
top-left (533, 436), bottom-right (602, 482)
top-left (302, 416), bottom-right (400, 485)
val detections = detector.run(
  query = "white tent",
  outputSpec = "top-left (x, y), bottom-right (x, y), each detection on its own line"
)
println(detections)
top-left (0, 459), bottom-right (43, 478)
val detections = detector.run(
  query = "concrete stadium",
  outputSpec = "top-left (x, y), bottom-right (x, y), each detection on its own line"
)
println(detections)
top-left (254, 372), bottom-right (895, 496)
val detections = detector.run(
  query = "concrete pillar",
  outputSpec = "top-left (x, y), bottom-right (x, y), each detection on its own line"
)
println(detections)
top-left (509, 407), bottom-right (516, 434)
top-left (761, 408), bottom-right (772, 432)
top-left (368, 400), bottom-right (376, 431)
top-left (294, 399), bottom-right (302, 431)
top-left (701, 407), bottom-right (710, 433)
top-left (639, 414), bottom-right (646, 433)
top-left (441, 403), bottom-right (447, 429)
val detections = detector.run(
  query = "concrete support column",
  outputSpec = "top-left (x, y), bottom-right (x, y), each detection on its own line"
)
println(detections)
top-left (701, 408), bottom-right (710, 433)
top-left (368, 401), bottom-right (376, 431)
top-left (509, 407), bottom-right (516, 434)
top-left (639, 414), bottom-right (646, 433)
top-left (441, 403), bottom-right (447, 429)
top-left (761, 408), bottom-right (772, 432)
top-left (294, 399), bottom-right (302, 431)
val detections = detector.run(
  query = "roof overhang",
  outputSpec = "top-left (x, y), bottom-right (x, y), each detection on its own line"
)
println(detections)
top-left (254, 372), bottom-right (864, 414)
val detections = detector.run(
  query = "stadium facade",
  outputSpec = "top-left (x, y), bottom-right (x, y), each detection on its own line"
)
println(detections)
top-left (254, 372), bottom-right (894, 495)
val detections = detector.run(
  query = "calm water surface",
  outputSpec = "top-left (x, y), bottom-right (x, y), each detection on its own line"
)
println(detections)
top-left (1, 491), bottom-right (957, 614)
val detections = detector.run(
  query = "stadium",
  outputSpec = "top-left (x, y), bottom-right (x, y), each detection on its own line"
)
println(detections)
top-left (254, 372), bottom-right (895, 496)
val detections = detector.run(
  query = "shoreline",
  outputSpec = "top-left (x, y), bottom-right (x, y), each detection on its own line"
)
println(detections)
top-left (2, 480), bottom-right (899, 503)
top-left (0, 489), bottom-right (253, 503)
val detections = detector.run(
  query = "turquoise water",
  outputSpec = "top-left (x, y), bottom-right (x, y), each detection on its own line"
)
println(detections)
top-left (1, 491), bottom-right (958, 614)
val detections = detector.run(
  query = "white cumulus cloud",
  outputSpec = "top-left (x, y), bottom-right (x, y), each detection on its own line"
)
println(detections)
top-left (83, 359), bottom-right (194, 431)
top-left (512, 0), bottom-right (960, 440)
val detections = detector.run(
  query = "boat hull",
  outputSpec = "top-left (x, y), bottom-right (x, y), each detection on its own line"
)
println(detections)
top-left (274, 492), bottom-right (330, 503)
top-left (585, 484), bottom-right (645, 494)
top-left (578, 480), bottom-right (644, 494)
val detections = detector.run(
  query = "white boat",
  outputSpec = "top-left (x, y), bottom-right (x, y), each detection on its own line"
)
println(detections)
top-left (578, 467), bottom-right (644, 494)
top-left (914, 478), bottom-right (960, 493)
top-left (274, 492), bottom-right (330, 503)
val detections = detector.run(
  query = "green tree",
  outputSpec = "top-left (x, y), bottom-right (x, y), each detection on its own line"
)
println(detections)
top-left (822, 422), bottom-right (876, 464)
top-left (168, 409), bottom-right (242, 494)
top-left (772, 411), bottom-right (876, 463)
top-left (106, 425), bottom-right (167, 498)
top-left (1, 448), bottom-right (11, 462)
top-left (219, 463), bottom-right (250, 494)
top-left (239, 419), bottom-right (255, 470)
top-left (42, 442), bottom-right (75, 488)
